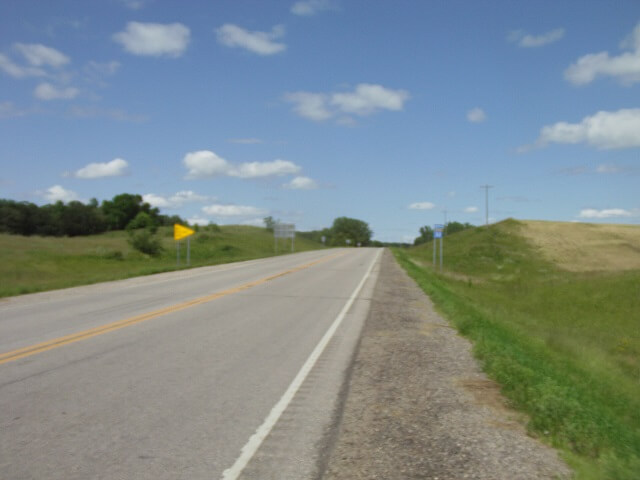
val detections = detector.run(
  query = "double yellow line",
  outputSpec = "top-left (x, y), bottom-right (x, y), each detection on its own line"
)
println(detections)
top-left (0, 252), bottom-right (343, 366)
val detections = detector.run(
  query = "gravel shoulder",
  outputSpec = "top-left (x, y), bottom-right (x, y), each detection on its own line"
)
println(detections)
top-left (322, 249), bottom-right (571, 479)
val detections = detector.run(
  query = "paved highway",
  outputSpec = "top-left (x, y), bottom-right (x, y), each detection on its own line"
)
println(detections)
top-left (0, 248), bottom-right (382, 479)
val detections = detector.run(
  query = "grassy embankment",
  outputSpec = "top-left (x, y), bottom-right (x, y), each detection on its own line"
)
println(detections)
top-left (394, 219), bottom-right (640, 479)
top-left (0, 225), bottom-right (324, 298)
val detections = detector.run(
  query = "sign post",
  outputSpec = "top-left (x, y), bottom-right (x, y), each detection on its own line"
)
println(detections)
top-left (174, 224), bottom-right (195, 266)
top-left (434, 224), bottom-right (444, 271)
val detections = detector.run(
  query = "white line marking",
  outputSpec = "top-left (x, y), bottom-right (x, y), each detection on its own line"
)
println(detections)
top-left (220, 248), bottom-right (382, 480)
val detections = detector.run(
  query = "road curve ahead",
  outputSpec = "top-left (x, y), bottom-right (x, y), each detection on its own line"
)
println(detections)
top-left (0, 248), bottom-right (382, 480)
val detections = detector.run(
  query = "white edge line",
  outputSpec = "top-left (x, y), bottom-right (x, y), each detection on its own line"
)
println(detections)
top-left (220, 248), bottom-right (382, 480)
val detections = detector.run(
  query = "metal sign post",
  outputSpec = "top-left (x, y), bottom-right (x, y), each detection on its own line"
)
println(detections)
top-left (434, 224), bottom-right (444, 271)
top-left (174, 224), bottom-right (195, 267)
top-left (433, 233), bottom-right (436, 266)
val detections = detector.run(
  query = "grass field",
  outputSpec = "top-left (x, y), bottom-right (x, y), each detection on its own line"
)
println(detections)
top-left (0, 225), bottom-right (325, 298)
top-left (394, 219), bottom-right (640, 479)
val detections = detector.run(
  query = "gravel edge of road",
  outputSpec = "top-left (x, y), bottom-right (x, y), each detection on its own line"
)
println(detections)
top-left (320, 249), bottom-right (572, 479)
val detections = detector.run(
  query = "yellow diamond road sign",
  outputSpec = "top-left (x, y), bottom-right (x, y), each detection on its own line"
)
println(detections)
top-left (174, 224), bottom-right (195, 241)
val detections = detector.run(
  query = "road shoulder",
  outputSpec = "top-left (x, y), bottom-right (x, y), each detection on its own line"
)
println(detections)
top-left (322, 249), bottom-right (570, 479)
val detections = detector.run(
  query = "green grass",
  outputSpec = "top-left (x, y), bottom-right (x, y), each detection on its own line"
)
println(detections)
top-left (394, 219), bottom-right (640, 479)
top-left (0, 225), bottom-right (325, 297)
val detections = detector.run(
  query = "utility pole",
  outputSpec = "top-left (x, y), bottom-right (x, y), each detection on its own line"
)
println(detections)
top-left (481, 185), bottom-right (493, 226)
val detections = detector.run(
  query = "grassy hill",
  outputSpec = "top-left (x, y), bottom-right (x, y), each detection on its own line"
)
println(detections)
top-left (0, 225), bottom-right (325, 298)
top-left (521, 220), bottom-right (640, 272)
top-left (394, 219), bottom-right (640, 479)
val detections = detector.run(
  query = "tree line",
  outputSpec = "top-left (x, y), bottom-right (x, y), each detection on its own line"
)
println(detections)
top-left (280, 216), bottom-right (373, 247)
top-left (0, 194), bottom-right (184, 237)
top-left (413, 221), bottom-right (474, 246)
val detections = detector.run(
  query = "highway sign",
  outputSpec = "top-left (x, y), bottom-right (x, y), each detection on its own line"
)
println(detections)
top-left (274, 223), bottom-right (296, 253)
top-left (274, 223), bottom-right (295, 239)
top-left (174, 224), bottom-right (195, 241)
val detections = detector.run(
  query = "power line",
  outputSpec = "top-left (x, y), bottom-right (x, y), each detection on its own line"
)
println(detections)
top-left (480, 185), bottom-right (493, 226)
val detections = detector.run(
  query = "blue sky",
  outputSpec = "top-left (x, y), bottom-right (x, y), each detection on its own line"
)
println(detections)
top-left (1, 0), bottom-right (639, 242)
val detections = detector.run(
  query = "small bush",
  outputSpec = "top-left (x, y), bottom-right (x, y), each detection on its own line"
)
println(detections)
top-left (196, 233), bottom-right (212, 243)
top-left (128, 230), bottom-right (163, 256)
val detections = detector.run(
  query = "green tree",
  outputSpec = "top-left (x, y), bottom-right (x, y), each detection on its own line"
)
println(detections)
top-left (101, 193), bottom-right (153, 231)
top-left (444, 221), bottom-right (473, 235)
top-left (263, 216), bottom-right (276, 232)
top-left (126, 211), bottom-right (158, 233)
top-left (330, 217), bottom-right (372, 246)
top-left (414, 225), bottom-right (434, 246)
top-left (59, 201), bottom-right (107, 236)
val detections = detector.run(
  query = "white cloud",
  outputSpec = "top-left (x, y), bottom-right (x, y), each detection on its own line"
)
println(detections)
top-left (170, 190), bottom-right (208, 204)
top-left (409, 202), bottom-right (435, 210)
top-left (113, 22), bottom-right (190, 57)
top-left (216, 24), bottom-right (286, 55)
top-left (183, 150), bottom-right (232, 178)
top-left (285, 84), bottom-right (409, 122)
top-left (283, 176), bottom-right (318, 190)
top-left (596, 164), bottom-right (622, 174)
top-left (232, 159), bottom-right (300, 178)
top-left (202, 204), bottom-right (267, 217)
top-left (330, 84), bottom-right (409, 116)
top-left (467, 107), bottom-right (486, 123)
top-left (509, 28), bottom-right (565, 48)
top-left (183, 150), bottom-right (301, 179)
top-left (69, 158), bottom-right (129, 179)
top-left (0, 53), bottom-right (45, 78)
top-left (464, 206), bottom-right (479, 213)
top-left (42, 185), bottom-right (79, 203)
top-left (14, 43), bottom-right (69, 67)
top-left (241, 218), bottom-right (267, 227)
top-left (144, 190), bottom-right (209, 209)
top-left (291, 0), bottom-right (333, 16)
top-left (595, 163), bottom-right (639, 174)
top-left (527, 108), bottom-right (640, 150)
top-left (565, 22), bottom-right (640, 85)
top-left (578, 208), bottom-right (632, 219)
top-left (142, 193), bottom-right (170, 208)
top-left (187, 217), bottom-right (210, 226)
top-left (34, 82), bottom-right (79, 100)
top-left (86, 60), bottom-right (120, 76)
top-left (283, 92), bottom-right (332, 121)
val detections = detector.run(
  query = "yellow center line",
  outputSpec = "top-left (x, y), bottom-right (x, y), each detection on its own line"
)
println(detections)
top-left (0, 251), bottom-right (345, 366)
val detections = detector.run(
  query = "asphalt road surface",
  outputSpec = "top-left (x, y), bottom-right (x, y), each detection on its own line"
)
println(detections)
top-left (0, 248), bottom-right (382, 480)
